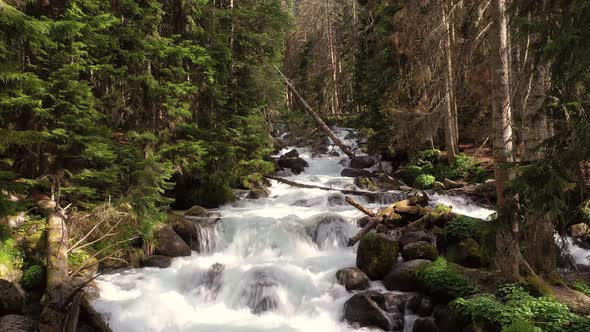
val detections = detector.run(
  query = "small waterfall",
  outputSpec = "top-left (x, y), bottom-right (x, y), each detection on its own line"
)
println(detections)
top-left (192, 263), bottom-right (225, 302)
top-left (238, 268), bottom-right (281, 315)
top-left (194, 221), bottom-right (220, 253)
top-left (307, 213), bottom-right (357, 249)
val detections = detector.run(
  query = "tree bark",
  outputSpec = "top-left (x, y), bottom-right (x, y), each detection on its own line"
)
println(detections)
top-left (274, 65), bottom-right (356, 159)
top-left (442, 0), bottom-right (458, 163)
top-left (492, 0), bottom-right (520, 281)
top-left (266, 175), bottom-right (383, 198)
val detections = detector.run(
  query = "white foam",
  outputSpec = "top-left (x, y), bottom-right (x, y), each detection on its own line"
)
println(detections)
top-left (93, 128), bottom-right (497, 332)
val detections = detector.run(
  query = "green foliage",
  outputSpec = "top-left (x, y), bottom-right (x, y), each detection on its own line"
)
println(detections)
top-left (432, 154), bottom-right (486, 181)
top-left (400, 165), bottom-right (424, 184)
top-left (22, 265), bottom-right (44, 290)
top-left (435, 204), bottom-right (452, 213)
top-left (0, 224), bottom-right (23, 279)
top-left (446, 215), bottom-right (484, 242)
top-left (571, 281), bottom-right (590, 297)
top-left (414, 174), bottom-right (435, 189)
top-left (0, 0), bottom-right (291, 237)
top-left (417, 149), bottom-right (442, 163)
top-left (419, 257), bottom-right (478, 300)
top-left (454, 284), bottom-right (590, 332)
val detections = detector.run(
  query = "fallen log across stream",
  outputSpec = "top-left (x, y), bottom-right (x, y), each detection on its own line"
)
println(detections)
top-left (274, 65), bottom-right (356, 159)
top-left (265, 175), bottom-right (392, 200)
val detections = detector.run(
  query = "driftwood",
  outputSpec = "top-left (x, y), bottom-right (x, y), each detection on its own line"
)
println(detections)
top-left (81, 296), bottom-right (114, 332)
top-left (346, 195), bottom-right (430, 246)
top-left (265, 175), bottom-right (390, 199)
top-left (274, 65), bottom-right (356, 159)
top-left (64, 291), bottom-right (83, 332)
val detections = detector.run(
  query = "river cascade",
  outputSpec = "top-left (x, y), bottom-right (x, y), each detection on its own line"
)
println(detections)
top-left (92, 129), bottom-right (498, 332)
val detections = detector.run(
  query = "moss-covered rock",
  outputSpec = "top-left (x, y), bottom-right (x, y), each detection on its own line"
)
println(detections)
top-left (246, 187), bottom-right (271, 199)
top-left (356, 233), bottom-right (399, 280)
top-left (184, 205), bottom-right (210, 217)
top-left (401, 241), bottom-right (438, 261)
top-left (418, 257), bottom-right (478, 301)
top-left (382, 259), bottom-right (432, 292)
top-left (354, 177), bottom-right (380, 191)
top-left (447, 238), bottom-right (483, 268)
top-left (241, 173), bottom-right (271, 190)
top-left (400, 165), bottom-right (424, 184)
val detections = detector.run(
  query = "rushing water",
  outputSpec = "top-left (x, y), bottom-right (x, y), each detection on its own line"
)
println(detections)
top-left (92, 128), bottom-right (497, 332)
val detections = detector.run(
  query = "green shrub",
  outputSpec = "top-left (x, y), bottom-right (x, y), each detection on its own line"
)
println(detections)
top-left (446, 215), bottom-right (484, 242)
top-left (0, 225), bottom-right (23, 280)
top-left (502, 320), bottom-right (542, 332)
top-left (419, 257), bottom-right (478, 300)
top-left (415, 174), bottom-right (436, 189)
top-left (22, 265), bottom-right (44, 290)
top-left (435, 204), bottom-right (452, 213)
top-left (454, 284), bottom-right (588, 332)
top-left (400, 165), bottom-right (424, 184)
top-left (571, 281), bottom-right (590, 297)
top-left (417, 149), bottom-right (442, 163)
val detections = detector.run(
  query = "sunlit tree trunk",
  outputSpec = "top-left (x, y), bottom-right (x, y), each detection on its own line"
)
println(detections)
top-left (492, 0), bottom-right (520, 281)
top-left (442, 0), bottom-right (458, 163)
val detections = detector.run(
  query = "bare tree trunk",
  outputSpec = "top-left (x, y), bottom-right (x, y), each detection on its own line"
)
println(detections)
top-left (492, 0), bottom-right (520, 281)
top-left (492, 0), bottom-right (514, 206)
top-left (442, 0), bottom-right (458, 163)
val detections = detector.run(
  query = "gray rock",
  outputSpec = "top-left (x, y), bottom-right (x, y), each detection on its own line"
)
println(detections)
top-left (283, 149), bottom-right (299, 158)
top-left (382, 259), bottom-right (431, 292)
top-left (336, 267), bottom-right (371, 291)
top-left (341, 168), bottom-right (374, 178)
top-left (407, 295), bottom-right (434, 316)
top-left (399, 231), bottom-right (435, 248)
top-left (154, 225), bottom-right (191, 257)
top-left (350, 156), bottom-right (376, 169)
top-left (278, 156), bottom-right (309, 174)
top-left (343, 293), bottom-right (393, 331)
top-left (0, 315), bottom-right (34, 332)
top-left (141, 255), bottom-right (172, 269)
top-left (401, 241), bottom-right (439, 261)
top-left (327, 193), bottom-right (345, 206)
top-left (246, 187), bottom-right (271, 199)
top-left (0, 280), bottom-right (25, 315)
top-left (413, 317), bottom-right (439, 332)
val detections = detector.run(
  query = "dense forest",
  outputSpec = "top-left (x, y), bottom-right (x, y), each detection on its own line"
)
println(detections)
top-left (0, 0), bottom-right (589, 332)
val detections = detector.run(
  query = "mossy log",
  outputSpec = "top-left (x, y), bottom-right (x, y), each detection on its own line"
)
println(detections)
top-left (346, 195), bottom-right (429, 246)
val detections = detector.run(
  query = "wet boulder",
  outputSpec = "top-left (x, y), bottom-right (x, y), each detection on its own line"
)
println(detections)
top-left (401, 241), bottom-right (439, 261)
top-left (0, 280), bottom-right (25, 315)
top-left (141, 255), bottom-right (172, 269)
top-left (356, 233), bottom-right (399, 280)
top-left (407, 295), bottom-right (434, 316)
top-left (413, 317), bottom-right (439, 332)
top-left (283, 149), bottom-right (300, 158)
top-left (336, 267), bottom-right (371, 291)
top-left (246, 187), bottom-right (271, 199)
top-left (343, 293), bottom-right (394, 331)
top-left (310, 213), bottom-right (354, 248)
top-left (194, 263), bottom-right (225, 301)
top-left (341, 168), bottom-right (374, 178)
top-left (350, 156), bottom-right (376, 169)
top-left (399, 231), bottom-right (435, 249)
top-left (154, 225), bottom-right (191, 257)
top-left (0, 315), bottom-right (34, 332)
top-left (241, 269), bottom-right (280, 315)
top-left (327, 193), bottom-right (345, 206)
top-left (184, 205), bottom-right (210, 217)
top-left (434, 304), bottom-right (467, 332)
top-left (373, 174), bottom-right (404, 191)
top-left (383, 259), bottom-right (431, 292)
top-left (447, 238), bottom-right (483, 268)
top-left (278, 155), bottom-right (309, 175)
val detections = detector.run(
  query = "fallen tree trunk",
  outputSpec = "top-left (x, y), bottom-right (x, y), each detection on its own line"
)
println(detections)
top-left (274, 65), bottom-right (356, 159)
top-left (265, 175), bottom-right (389, 199)
top-left (346, 195), bottom-right (429, 246)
